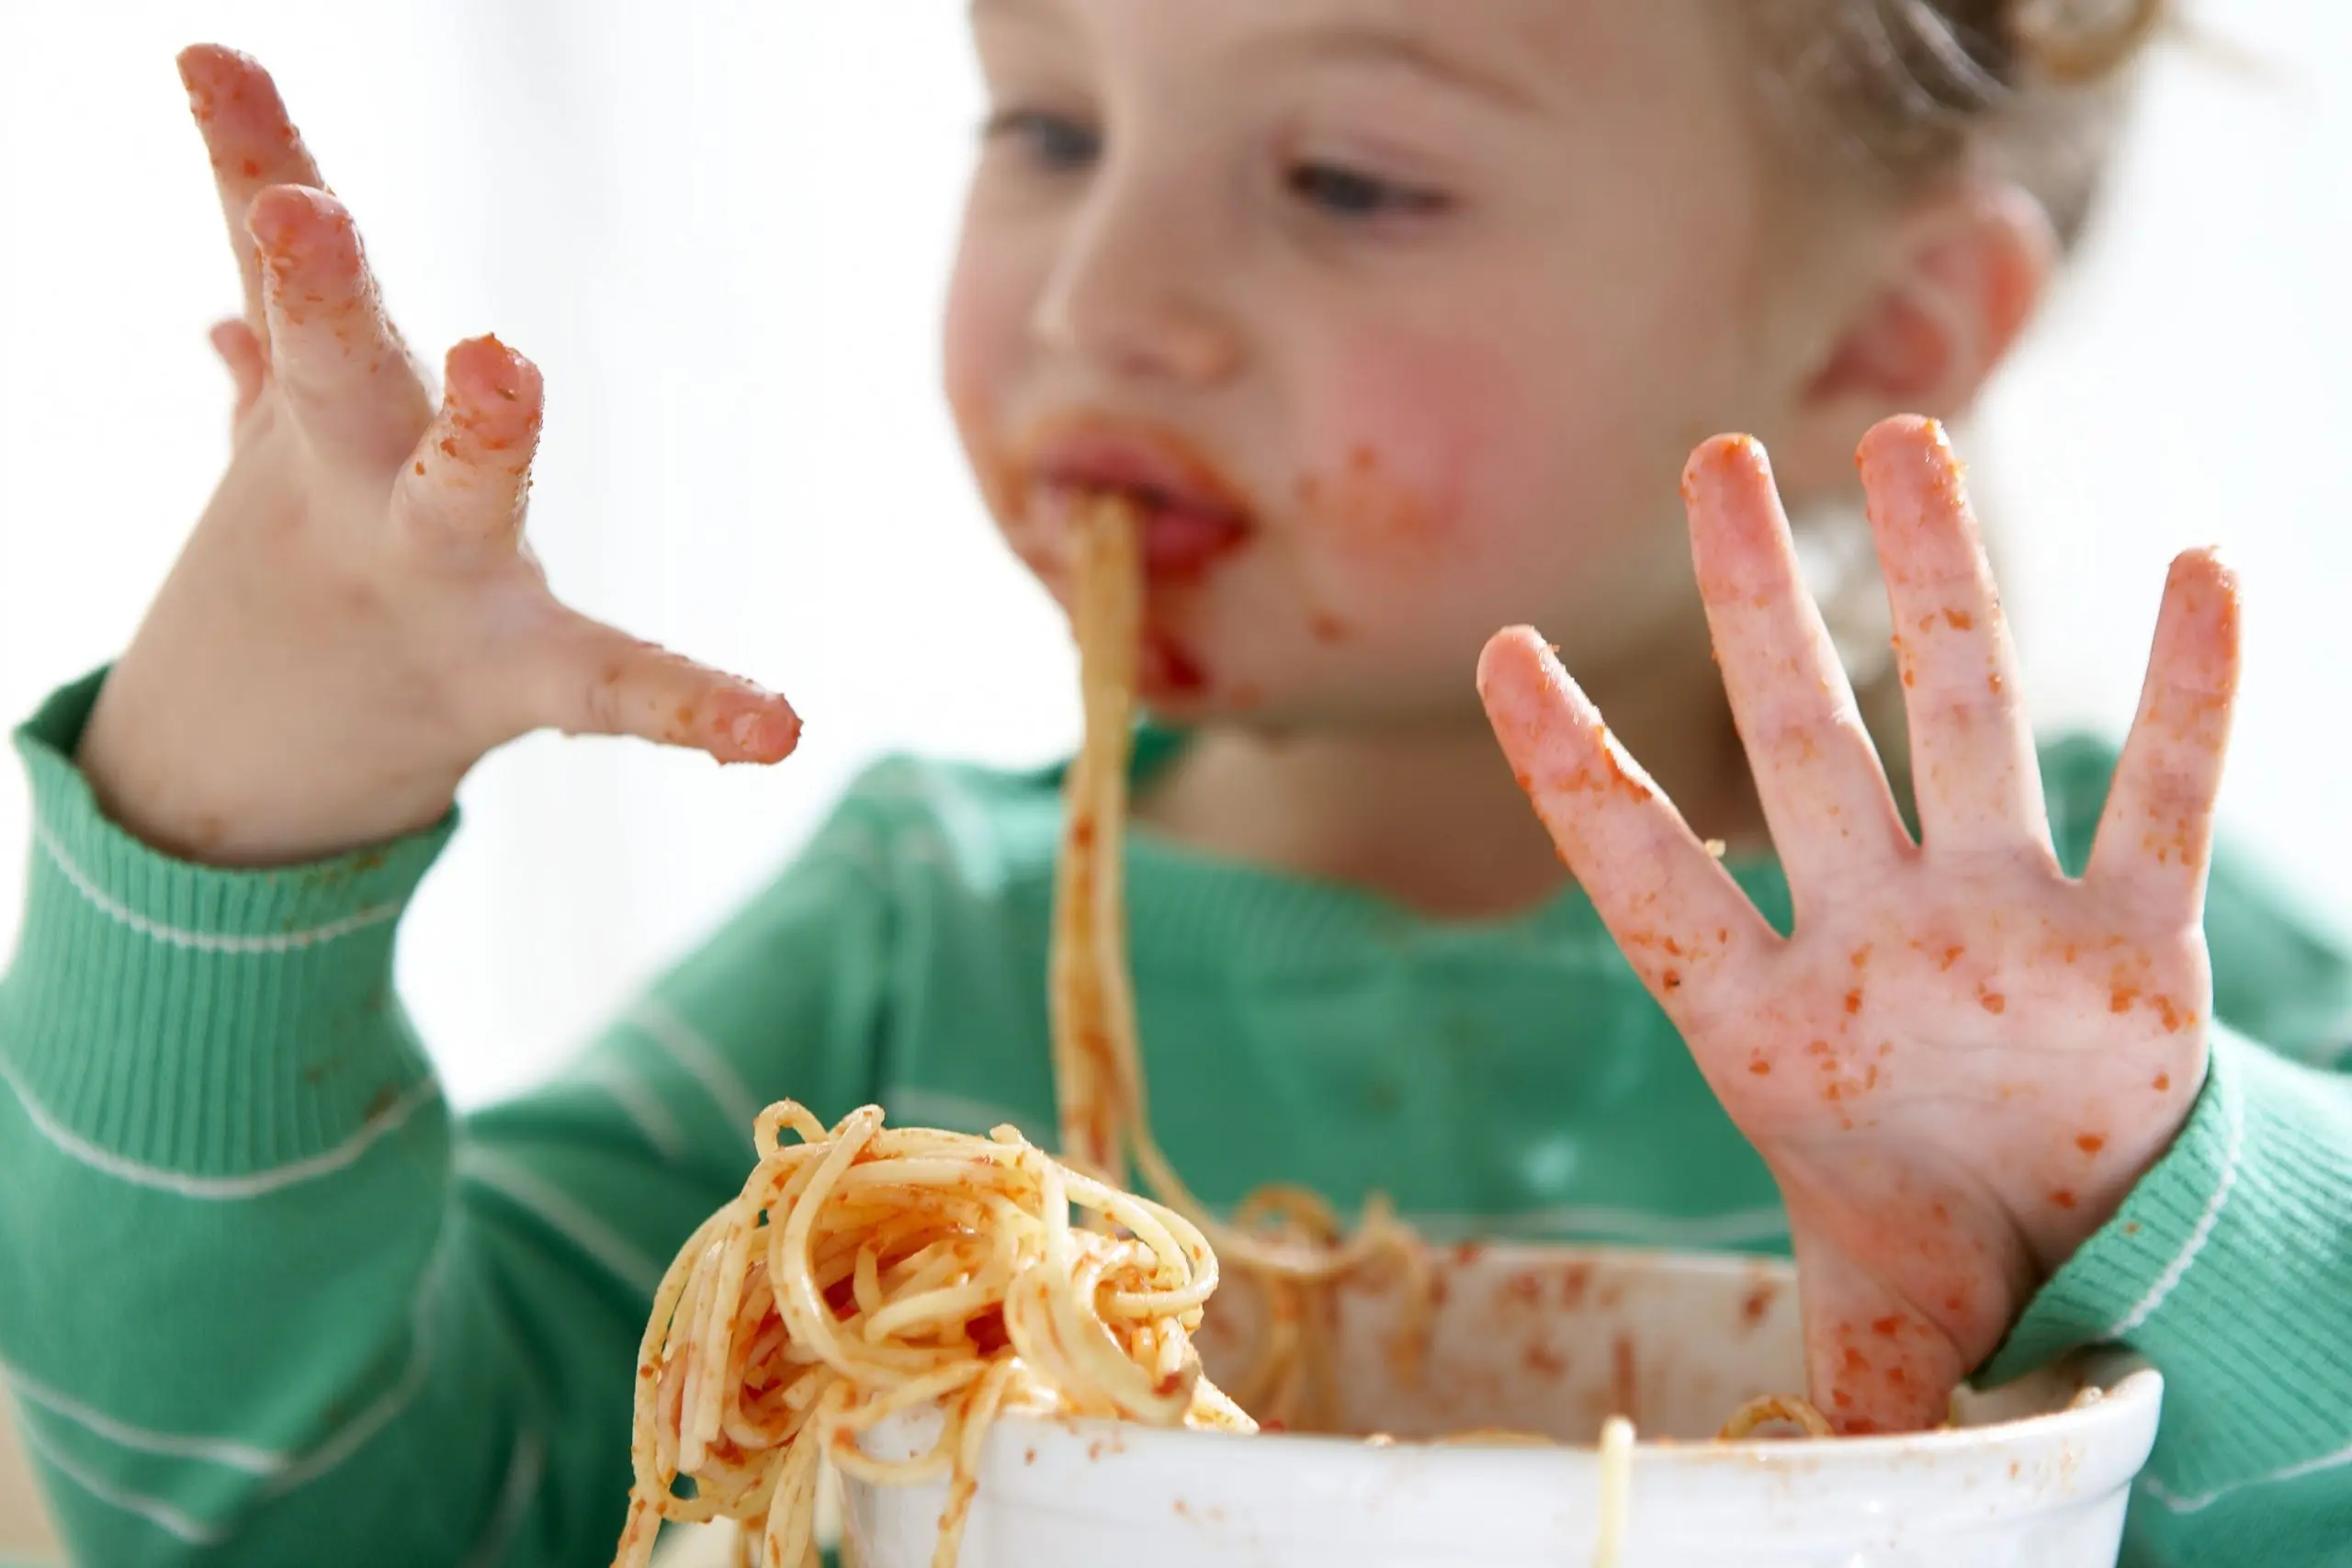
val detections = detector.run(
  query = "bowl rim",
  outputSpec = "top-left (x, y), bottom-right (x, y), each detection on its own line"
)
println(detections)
top-left (843, 1241), bottom-right (2164, 1551)
top-left (848, 1361), bottom-right (2163, 1549)
top-left (961, 1348), bottom-right (2160, 1465)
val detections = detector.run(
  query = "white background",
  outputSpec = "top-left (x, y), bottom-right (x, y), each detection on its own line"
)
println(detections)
top-left (4, 1), bottom-right (2349, 1121)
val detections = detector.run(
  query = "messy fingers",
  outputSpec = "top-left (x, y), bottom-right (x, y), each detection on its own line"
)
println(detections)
top-left (177, 45), bottom-right (327, 340)
top-left (246, 185), bottom-right (432, 468)
top-left (1859, 417), bottom-right (2049, 860)
top-left (1684, 434), bottom-right (1910, 903)
top-left (1478, 626), bottom-right (1773, 1005)
top-left (531, 621), bottom-right (804, 765)
top-left (2087, 547), bottom-right (2240, 911)
top-left (391, 335), bottom-right (545, 557)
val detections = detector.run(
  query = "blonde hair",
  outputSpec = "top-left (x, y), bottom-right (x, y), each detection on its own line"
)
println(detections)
top-left (1737, 1), bottom-right (2169, 764)
top-left (1744, 0), bottom-right (2166, 251)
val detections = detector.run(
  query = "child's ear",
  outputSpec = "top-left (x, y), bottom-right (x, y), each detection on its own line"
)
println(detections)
top-left (1777, 184), bottom-right (2057, 491)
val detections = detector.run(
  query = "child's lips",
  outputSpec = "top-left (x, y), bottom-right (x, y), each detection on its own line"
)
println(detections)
top-left (1130, 502), bottom-right (1249, 579)
top-left (1036, 479), bottom-right (1246, 579)
top-left (1027, 430), bottom-right (1254, 581)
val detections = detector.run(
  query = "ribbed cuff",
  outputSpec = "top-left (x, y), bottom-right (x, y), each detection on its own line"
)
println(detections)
top-left (1985, 1027), bottom-right (2352, 1496)
top-left (3, 670), bottom-right (457, 1177)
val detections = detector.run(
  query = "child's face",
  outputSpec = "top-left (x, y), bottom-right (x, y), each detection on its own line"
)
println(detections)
top-left (945, 0), bottom-right (1818, 728)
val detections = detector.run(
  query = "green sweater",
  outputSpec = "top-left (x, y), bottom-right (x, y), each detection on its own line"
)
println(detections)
top-left (4, 670), bottom-right (2351, 1566)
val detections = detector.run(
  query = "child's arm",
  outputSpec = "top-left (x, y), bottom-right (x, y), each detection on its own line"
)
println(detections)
top-left (0, 43), bottom-right (832, 1564)
top-left (1980, 803), bottom-right (2352, 1551)
top-left (1483, 421), bottom-right (2352, 1554)
top-left (0, 679), bottom-right (893, 1564)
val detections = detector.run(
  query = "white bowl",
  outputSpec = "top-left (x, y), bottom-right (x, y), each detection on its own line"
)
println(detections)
top-left (841, 1244), bottom-right (2160, 1567)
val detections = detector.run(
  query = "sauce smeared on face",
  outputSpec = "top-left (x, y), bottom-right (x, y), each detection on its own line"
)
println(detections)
top-left (1144, 631), bottom-right (1210, 694)
top-left (1293, 443), bottom-right (1459, 560)
top-left (973, 416), bottom-right (1272, 703)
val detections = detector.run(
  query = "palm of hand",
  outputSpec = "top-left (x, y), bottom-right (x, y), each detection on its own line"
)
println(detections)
top-left (1482, 419), bottom-right (2238, 1431)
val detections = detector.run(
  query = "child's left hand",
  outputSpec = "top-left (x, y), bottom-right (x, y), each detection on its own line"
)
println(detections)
top-left (1479, 416), bottom-right (2241, 1434)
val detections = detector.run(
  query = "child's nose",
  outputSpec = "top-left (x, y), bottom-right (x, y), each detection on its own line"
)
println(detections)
top-left (1030, 175), bottom-right (1241, 387)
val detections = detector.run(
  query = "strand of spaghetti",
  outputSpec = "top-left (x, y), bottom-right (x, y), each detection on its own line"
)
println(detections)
top-left (628, 1206), bottom-right (731, 1492)
top-left (824, 1364), bottom-right (989, 1472)
top-left (682, 1202), bottom-right (757, 1472)
top-left (1594, 1416), bottom-right (1634, 1568)
top-left (1046, 496), bottom-right (1135, 1179)
top-left (772, 1380), bottom-right (856, 1566)
top-left (1716, 1393), bottom-right (1836, 1440)
top-left (933, 1360), bottom-right (1020, 1568)
top-left (1076, 500), bottom-right (1145, 1184)
top-left (1033, 1149), bottom-right (1189, 1422)
top-left (1069, 1161), bottom-right (1219, 1317)
top-left (864, 1277), bottom-right (999, 1343)
top-left (773, 1108), bottom-right (881, 1375)
top-left (758, 1432), bottom-right (819, 1568)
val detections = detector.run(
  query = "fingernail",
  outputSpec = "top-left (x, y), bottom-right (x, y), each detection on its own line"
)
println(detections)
top-left (729, 710), bottom-right (800, 758)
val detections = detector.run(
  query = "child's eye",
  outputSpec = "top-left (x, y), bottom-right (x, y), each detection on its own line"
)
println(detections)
top-left (1285, 161), bottom-right (1450, 221)
top-left (981, 108), bottom-right (1102, 175)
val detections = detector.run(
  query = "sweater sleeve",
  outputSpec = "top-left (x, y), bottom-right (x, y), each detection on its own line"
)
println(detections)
top-left (0, 671), bottom-right (894, 1566)
top-left (1985, 738), bottom-right (2352, 1563)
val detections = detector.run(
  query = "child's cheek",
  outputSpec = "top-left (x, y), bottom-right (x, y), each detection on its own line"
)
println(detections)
top-left (1289, 331), bottom-right (1526, 579)
top-left (941, 248), bottom-right (1029, 533)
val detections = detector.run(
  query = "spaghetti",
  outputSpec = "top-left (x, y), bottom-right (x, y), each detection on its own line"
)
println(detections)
top-left (1716, 1393), bottom-right (1838, 1441)
top-left (609, 1101), bottom-right (1251, 1568)
top-left (612, 491), bottom-right (1831, 1568)
top-left (1048, 494), bottom-right (1428, 1431)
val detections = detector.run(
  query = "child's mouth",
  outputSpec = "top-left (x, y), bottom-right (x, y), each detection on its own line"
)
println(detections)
top-left (1025, 425), bottom-right (1253, 582)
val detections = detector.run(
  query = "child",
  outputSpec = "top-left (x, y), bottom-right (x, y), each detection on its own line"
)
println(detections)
top-left (4, 4), bottom-right (2346, 1565)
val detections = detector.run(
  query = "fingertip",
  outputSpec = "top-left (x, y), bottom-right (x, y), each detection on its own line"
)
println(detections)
top-left (175, 41), bottom-right (233, 96)
top-left (2162, 547), bottom-right (2242, 671)
top-left (436, 336), bottom-right (546, 460)
top-left (178, 45), bottom-right (224, 125)
top-left (178, 43), bottom-right (278, 123)
top-left (177, 41), bottom-right (254, 77)
top-left (243, 184), bottom-right (355, 267)
top-left (729, 706), bottom-right (804, 765)
top-left (1681, 433), bottom-right (1770, 511)
top-left (1855, 412), bottom-right (1944, 466)
top-left (444, 334), bottom-right (545, 409)
top-left (2167, 544), bottom-right (2237, 596)
top-left (1855, 415), bottom-right (1973, 544)
top-left (243, 190), bottom-right (364, 350)
top-left (701, 696), bottom-right (801, 765)
top-left (1478, 628), bottom-right (1588, 753)
top-left (1855, 413), bottom-right (1961, 484)
top-left (1476, 625), bottom-right (1552, 699)
top-left (1681, 435), bottom-right (1797, 597)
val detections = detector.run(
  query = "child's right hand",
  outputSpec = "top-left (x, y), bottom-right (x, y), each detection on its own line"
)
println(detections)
top-left (75, 46), bottom-right (802, 867)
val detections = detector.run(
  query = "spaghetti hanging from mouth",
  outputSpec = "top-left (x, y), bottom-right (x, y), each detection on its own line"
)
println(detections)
top-left (1048, 492), bottom-right (1430, 1427)
top-left (610, 492), bottom-right (1828, 1568)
